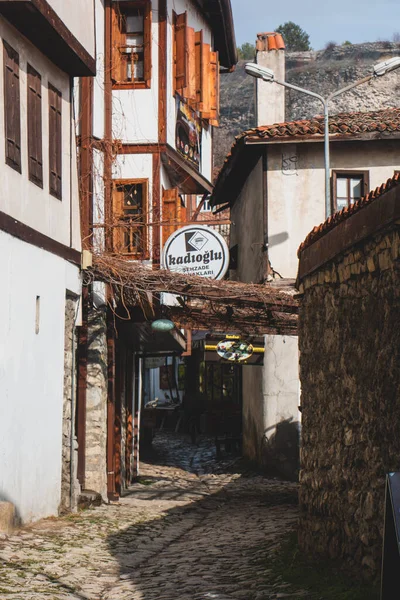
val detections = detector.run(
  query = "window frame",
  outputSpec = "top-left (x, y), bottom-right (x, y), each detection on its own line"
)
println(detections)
top-left (3, 40), bottom-right (21, 173)
top-left (331, 170), bottom-right (370, 213)
top-left (112, 178), bottom-right (149, 258)
top-left (111, 0), bottom-right (152, 90)
top-left (27, 64), bottom-right (43, 188)
top-left (48, 82), bottom-right (62, 200)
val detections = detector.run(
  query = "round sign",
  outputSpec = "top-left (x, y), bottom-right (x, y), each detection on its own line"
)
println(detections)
top-left (216, 339), bottom-right (254, 363)
top-left (162, 225), bottom-right (229, 280)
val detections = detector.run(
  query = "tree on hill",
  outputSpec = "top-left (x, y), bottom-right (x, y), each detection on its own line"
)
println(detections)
top-left (275, 22), bottom-right (311, 51)
top-left (237, 42), bottom-right (255, 59)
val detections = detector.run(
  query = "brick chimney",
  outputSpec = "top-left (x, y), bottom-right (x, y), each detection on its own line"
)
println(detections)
top-left (255, 32), bottom-right (285, 126)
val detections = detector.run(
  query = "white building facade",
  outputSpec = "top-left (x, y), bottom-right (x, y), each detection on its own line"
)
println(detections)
top-left (0, 0), bottom-right (95, 525)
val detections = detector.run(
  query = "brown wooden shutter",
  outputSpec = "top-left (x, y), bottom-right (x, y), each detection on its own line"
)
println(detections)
top-left (162, 187), bottom-right (181, 246)
top-left (143, 1), bottom-right (152, 86)
top-left (49, 84), bottom-right (62, 199)
top-left (27, 64), bottom-right (43, 187)
top-left (209, 51), bottom-right (220, 126)
top-left (184, 27), bottom-right (196, 101)
top-left (112, 183), bottom-right (124, 252)
top-left (111, 3), bottom-right (124, 83)
top-left (3, 41), bottom-right (21, 172)
top-left (199, 42), bottom-right (211, 117)
top-left (195, 31), bottom-right (203, 107)
top-left (174, 12), bottom-right (187, 94)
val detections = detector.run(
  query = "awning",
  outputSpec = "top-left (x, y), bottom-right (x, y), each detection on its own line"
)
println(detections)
top-left (162, 146), bottom-right (213, 195)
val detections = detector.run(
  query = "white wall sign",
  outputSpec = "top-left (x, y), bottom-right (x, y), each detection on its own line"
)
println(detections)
top-left (162, 225), bottom-right (229, 280)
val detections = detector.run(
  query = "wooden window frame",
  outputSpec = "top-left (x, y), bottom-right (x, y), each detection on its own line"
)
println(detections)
top-left (331, 170), bottom-right (369, 213)
top-left (3, 40), bottom-right (21, 173)
top-left (111, 0), bottom-right (152, 90)
top-left (48, 83), bottom-right (62, 200)
top-left (27, 64), bottom-right (43, 188)
top-left (112, 178), bottom-right (149, 258)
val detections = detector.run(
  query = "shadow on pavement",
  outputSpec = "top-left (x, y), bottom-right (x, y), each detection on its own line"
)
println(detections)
top-left (106, 434), bottom-right (298, 600)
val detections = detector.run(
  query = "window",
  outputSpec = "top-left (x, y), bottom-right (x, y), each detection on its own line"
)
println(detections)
top-left (196, 196), bottom-right (211, 212)
top-left (111, 1), bottom-right (151, 88)
top-left (332, 171), bottom-right (369, 212)
top-left (3, 41), bottom-right (21, 172)
top-left (173, 18), bottom-right (220, 125)
top-left (113, 180), bottom-right (148, 256)
top-left (48, 83), bottom-right (62, 199)
top-left (27, 65), bottom-right (43, 187)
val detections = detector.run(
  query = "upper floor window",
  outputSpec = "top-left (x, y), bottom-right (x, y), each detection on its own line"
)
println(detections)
top-left (197, 196), bottom-right (211, 212)
top-left (113, 180), bottom-right (148, 256)
top-left (173, 14), bottom-right (220, 125)
top-left (111, 1), bottom-right (152, 89)
top-left (332, 171), bottom-right (369, 212)
top-left (3, 41), bottom-right (21, 172)
top-left (48, 83), bottom-right (62, 200)
top-left (27, 64), bottom-right (43, 188)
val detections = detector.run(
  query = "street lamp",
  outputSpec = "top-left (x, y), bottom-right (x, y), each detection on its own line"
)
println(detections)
top-left (246, 57), bottom-right (400, 218)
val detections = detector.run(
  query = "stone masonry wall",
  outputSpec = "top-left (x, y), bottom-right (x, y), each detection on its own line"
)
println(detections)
top-left (298, 224), bottom-right (400, 581)
top-left (85, 306), bottom-right (108, 500)
top-left (61, 294), bottom-right (80, 513)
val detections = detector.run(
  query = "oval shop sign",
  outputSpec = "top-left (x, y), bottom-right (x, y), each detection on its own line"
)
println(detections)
top-left (162, 225), bottom-right (229, 280)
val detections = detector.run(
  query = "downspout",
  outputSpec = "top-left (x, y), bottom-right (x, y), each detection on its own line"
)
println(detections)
top-left (262, 148), bottom-right (270, 280)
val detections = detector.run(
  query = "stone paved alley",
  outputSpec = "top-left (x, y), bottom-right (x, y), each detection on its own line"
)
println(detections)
top-left (0, 434), bottom-right (303, 600)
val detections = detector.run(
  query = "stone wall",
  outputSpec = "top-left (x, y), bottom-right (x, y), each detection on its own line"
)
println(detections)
top-left (60, 293), bottom-right (80, 513)
top-left (298, 222), bottom-right (400, 581)
top-left (85, 305), bottom-right (108, 500)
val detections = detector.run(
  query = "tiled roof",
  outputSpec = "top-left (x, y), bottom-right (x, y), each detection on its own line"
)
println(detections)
top-left (297, 173), bottom-right (400, 256)
top-left (212, 108), bottom-right (400, 204)
top-left (256, 32), bottom-right (285, 52)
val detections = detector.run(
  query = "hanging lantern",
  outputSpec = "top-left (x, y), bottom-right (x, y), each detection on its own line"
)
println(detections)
top-left (151, 319), bottom-right (175, 332)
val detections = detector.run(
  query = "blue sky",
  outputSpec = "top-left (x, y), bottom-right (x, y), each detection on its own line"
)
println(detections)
top-left (231, 0), bottom-right (400, 51)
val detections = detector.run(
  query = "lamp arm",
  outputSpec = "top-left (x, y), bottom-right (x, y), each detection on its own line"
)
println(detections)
top-left (327, 75), bottom-right (373, 102)
top-left (274, 79), bottom-right (326, 106)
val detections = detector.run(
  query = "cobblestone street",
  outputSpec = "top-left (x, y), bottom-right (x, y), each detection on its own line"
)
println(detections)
top-left (0, 433), bottom-right (301, 600)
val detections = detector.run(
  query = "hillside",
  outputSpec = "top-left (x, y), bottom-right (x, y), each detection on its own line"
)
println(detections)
top-left (215, 42), bottom-right (400, 170)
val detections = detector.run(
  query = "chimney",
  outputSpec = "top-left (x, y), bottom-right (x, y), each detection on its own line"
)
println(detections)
top-left (255, 32), bottom-right (285, 126)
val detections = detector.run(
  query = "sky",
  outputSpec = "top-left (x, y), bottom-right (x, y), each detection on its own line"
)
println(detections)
top-left (230, 0), bottom-right (400, 51)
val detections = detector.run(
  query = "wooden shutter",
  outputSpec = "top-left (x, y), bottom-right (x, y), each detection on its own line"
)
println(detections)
top-left (198, 42), bottom-right (211, 117)
top-left (3, 41), bottom-right (21, 172)
top-left (111, 2), bottom-right (124, 83)
top-left (162, 187), bottom-right (181, 246)
top-left (184, 27), bottom-right (196, 101)
top-left (49, 84), bottom-right (62, 199)
top-left (174, 12), bottom-right (187, 94)
top-left (209, 51), bottom-right (220, 126)
top-left (143, 1), bottom-right (152, 86)
top-left (27, 64), bottom-right (43, 187)
top-left (112, 183), bottom-right (125, 252)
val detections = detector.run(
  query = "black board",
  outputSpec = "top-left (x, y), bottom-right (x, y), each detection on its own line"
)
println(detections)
top-left (381, 473), bottom-right (400, 599)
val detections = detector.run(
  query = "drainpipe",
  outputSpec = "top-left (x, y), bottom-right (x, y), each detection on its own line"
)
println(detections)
top-left (262, 149), bottom-right (269, 280)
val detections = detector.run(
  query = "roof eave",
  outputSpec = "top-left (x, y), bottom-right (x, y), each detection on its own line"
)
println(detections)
top-left (203, 0), bottom-right (237, 69)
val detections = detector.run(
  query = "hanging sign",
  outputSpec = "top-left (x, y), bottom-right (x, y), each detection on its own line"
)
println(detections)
top-left (216, 339), bottom-right (254, 362)
top-left (204, 334), bottom-right (265, 366)
top-left (162, 225), bottom-right (229, 280)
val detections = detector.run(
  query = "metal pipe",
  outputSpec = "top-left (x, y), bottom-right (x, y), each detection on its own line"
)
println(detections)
top-left (274, 75), bottom-right (375, 219)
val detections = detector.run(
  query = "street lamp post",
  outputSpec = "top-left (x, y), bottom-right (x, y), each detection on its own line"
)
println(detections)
top-left (245, 57), bottom-right (400, 218)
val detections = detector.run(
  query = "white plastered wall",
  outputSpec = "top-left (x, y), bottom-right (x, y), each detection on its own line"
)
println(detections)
top-left (0, 231), bottom-right (81, 523)
top-left (267, 138), bottom-right (400, 278)
top-left (0, 17), bottom-right (81, 252)
top-left (112, 0), bottom-right (159, 143)
top-left (48, 0), bottom-right (95, 58)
